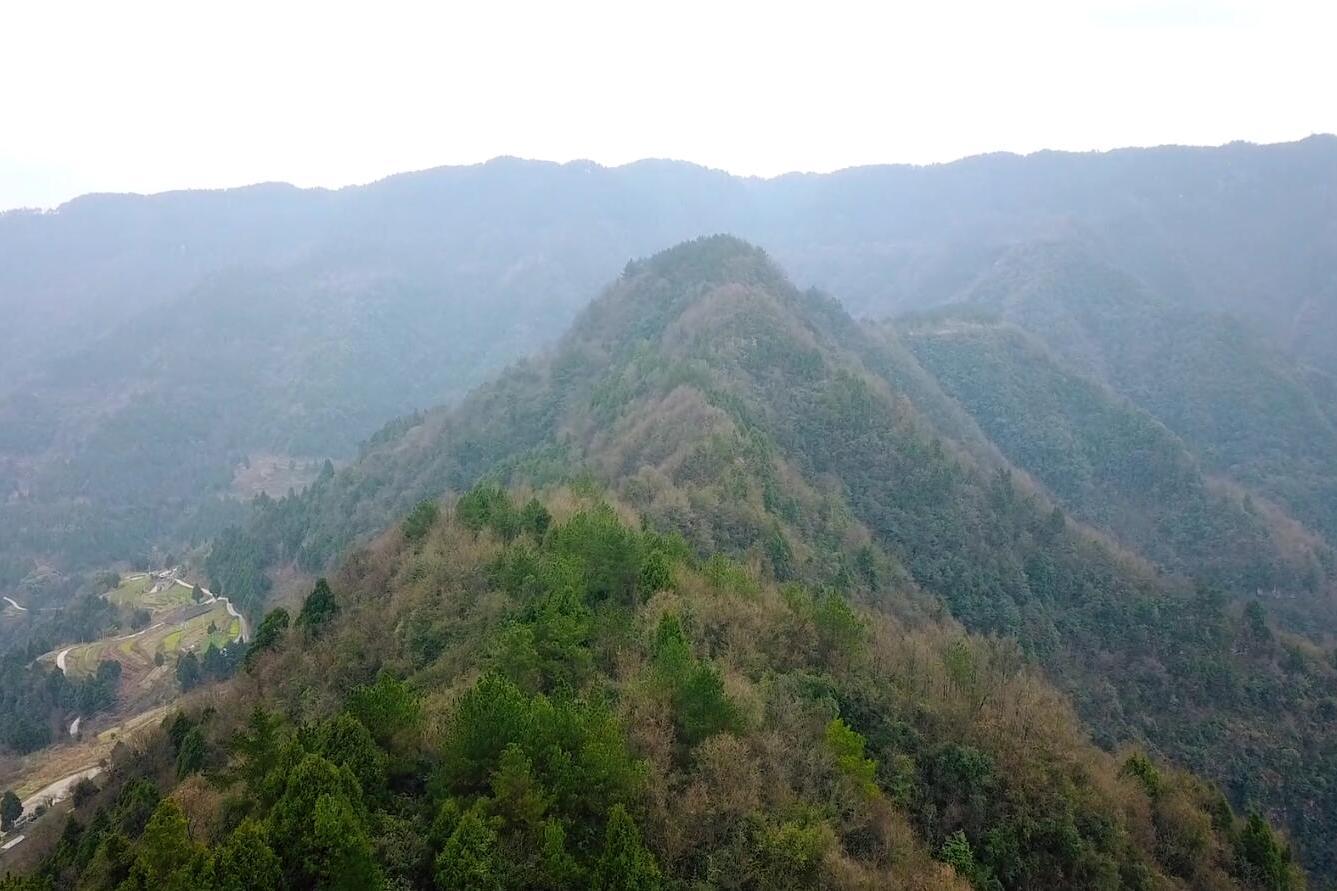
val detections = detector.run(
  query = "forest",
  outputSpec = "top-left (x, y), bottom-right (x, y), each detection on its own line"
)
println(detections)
top-left (2, 488), bottom-right (1305, 889)
top-left (188, 238), bottom-right (1337, 882)
top-left (5, 138), bottom-right (1337, 600)
top-left (5, 147), bottom-right (1337, 888)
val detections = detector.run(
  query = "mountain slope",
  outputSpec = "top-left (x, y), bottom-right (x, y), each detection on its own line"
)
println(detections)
top-left (208, 237), bottom-right (1337, 878)
top-left (898, 315), bottom-right (1330, 603)
top-left (0, 159), bottom-right (746, 596)
top-left (7, 138), bottom-right (1337, 604)
top-left (954, 243), bottom-right (1337, 559)
top-left (14, 487), bottom-right (1304, 889)
top-left (10, 137), bottom-right (1337, 379)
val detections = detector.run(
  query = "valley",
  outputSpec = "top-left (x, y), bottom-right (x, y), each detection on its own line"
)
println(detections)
top-left (5, 0), bottom-right (1336, 881)
top-left (3, 144), bottom-right (1337, 888)
top-left (44, 575), bottom-right (241, 696)
top-left (0, 571), bottom-right (246, 860)
top-left (198, 237), bottom-right (1336, 886)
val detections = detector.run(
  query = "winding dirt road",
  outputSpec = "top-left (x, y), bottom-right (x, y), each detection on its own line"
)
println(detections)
top-left (4, 574), bottom-right (252, 853)
top-left (172, 579), bottom-right (250, 642)
top-left (111, 621), bottom-right (165, 642)
top-left (50, 574), bottom-right (249, 681)
top-left (20, 766), bottom-right (103, 814)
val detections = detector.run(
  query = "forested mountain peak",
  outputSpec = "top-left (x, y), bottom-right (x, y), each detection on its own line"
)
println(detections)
top-left (8, 138), bottom-right (1337, 606)
top-left (566, 235), bottom-right (792, 348)
top-left (946, 239), bottom-right (1337, 567)
top-left (8, 143), bottom-right (1337, 886)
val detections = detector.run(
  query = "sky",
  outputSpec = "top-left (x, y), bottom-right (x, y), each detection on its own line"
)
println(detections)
top-left (3, 0), bottom-right (1335, 210)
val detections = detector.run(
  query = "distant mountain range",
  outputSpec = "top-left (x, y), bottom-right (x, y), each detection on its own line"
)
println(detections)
top-left (5, 137), bottom-right (1337, 605)
top-left (5, 136), bottom-right (1337, 881)
top-left (207, 235), bottom-right (1337, 880)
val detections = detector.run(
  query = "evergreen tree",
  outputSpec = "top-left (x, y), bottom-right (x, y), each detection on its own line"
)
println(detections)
top-left (114, 779), bottom-right (162, 837)
top-left (940, 830), bottom-right (1001, 890)
top-left (521, 497), bottom-right (553, 537)
top-left (297, 578), bottom-right (339, 633)
top-left (537, 818), bottom-right (584, 888)
top-left (306, 793), bottom-right (380, 890)
top-left (230, 707), bottom-right (286, 794)
top-left (245, 607), bottom-right (290, 669)
top-left (314, 712), bottom-right (387, 796)
top-left (402, 499), bottom-right (440, 543)
top-left (675, 663), bottom-right (739, 747)
top-left (489, 743), bottom-right (548, 829)
top-left (1244, 601), bottom-right (1274, 647)
top-left (825, 718), bottom-right (878, 798)
top-left (435, 806), bottom-right (505, 891)
top-left (594, 805), bottom-right (660, 890)
top-left (167, 712), bottom-right (195, 753)
top-left (81, 832), bottom-right (136, 890)
top-left (638, 548), bottom-right (673, 595)
top-left (201, 642), bottom-right (228, 680)
top-left (126, 799), bottom-right (202, 890)
top-left (0, 789), bottom-right (20, 830)
top-left (345, 672), bottom-right (421, 748)
top-left (1237, 812), bottom-right (1299, 890)
top-left (176, 726), bottom-right (206, 778)
top-left (267, 754), bottom-right (370, 887)
top-left (175, 651), bottom-right (202, 691)
top-left (652, 614), bottom-right (739, 746)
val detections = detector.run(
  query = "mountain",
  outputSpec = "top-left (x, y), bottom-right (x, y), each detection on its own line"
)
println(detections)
top-left (0, 255), bottom-right (576, 592)
top-left (946, 243), bottom-right (1337, 579)
top-left (13, 138), bottom-right (1337, 379)
top-left (14, 487), bottom-right (1302, 890)
top-left (6, 138), bottom-right (1337, 605)
top-left (0, 162), bottom-right (657, 599)
top-left (197, 237), bottom-right (1337, 880)
top-left (5, 229), bottom-right (1312, 884)
top-left (898, 313), bottom-right (1331, 618)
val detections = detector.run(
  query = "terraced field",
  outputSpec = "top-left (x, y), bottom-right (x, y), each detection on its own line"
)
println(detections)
top-left (3, 575), bottom-right (246, 861)
top-left (105, 574), bottom-right (192, 611)
top-left (61, 601), bottom-right (238, 680)
top-left (45, 574), bottom-right (243, 685)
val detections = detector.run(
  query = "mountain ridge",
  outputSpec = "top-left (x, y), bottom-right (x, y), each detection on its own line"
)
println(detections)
top-left (200, 237), bottom-right (1337, 876)
top-left (8, 137), bottom-right (1337, 601)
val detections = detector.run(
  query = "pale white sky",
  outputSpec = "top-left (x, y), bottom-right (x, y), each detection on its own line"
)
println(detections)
top-left (2, 0), bottom-right (1335, 210)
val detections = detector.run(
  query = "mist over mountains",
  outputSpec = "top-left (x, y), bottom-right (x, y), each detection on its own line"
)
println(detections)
top-left (190, 234), bottom-right (1335, 876)
top-left (5, 136), bottom-right (1337, 599)
top-left (5, 137), bottom-right (1337, 885)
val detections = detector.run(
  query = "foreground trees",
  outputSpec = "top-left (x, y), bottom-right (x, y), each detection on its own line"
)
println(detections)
top-left (20, 489), bottom-right (1305, 890)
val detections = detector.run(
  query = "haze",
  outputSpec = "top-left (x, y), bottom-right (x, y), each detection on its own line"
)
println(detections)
top-left (8, 1), bottom-right (1337, 882)
top-left (4, 0), bottom-right (1336, 210)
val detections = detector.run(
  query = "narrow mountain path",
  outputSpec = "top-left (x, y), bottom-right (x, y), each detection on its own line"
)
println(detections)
top-left (21, 766), bottom-right (103, 814)
top-left (2, 767), bottom-right (105, 854)
top-left (111, 621), bottom-right (164, 642)
top-left (172, 578), bottom-right (250, 642)
top-left (2, 595), bottom-right (27, 612)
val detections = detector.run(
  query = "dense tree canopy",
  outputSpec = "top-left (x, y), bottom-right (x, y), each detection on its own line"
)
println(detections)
top-left (201, 238), bottom-right (1337, 880)
top-left (8, 223), bottom-right (1337, 889)
top-left (11, 491), bottom-right (1306, 889)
